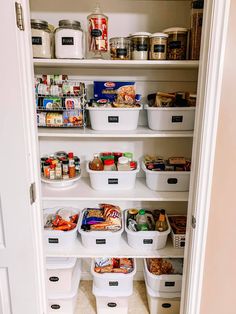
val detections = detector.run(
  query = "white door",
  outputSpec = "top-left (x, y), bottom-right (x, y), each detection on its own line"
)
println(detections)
top-left (0, 1), bottom-right (45, 313)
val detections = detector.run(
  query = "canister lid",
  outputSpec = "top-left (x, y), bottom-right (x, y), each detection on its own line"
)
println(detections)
top-left (163, 27), bottom-right (188, 34)
top-left (130, 32), bottom-right (151, 38)
top-left (59, 20), bottom-right (81, 29)
top-left (150, 32), bottom-right (169, 38)
top-left (31, 19), bottom-right (48, 28)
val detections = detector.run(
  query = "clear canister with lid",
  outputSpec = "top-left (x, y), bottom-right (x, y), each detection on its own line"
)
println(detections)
top-left (130, 32), bottom-right (150, 60)
top-left (149, 33), bottom-right (168, 60)
top-left (163, 27), bottom-right (188, 60)
top-left (110, 37), bottom-right (131, 60)
top-left (31, 19), bottom-right (53, 59)
top-left (55, 20), bottom-right (84, 59)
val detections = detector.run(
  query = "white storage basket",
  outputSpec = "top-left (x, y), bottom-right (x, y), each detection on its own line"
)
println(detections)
top-left (87, 162), bottom-right (140, 191)
top-left (144, 259), bottom-right (182, 293)
top-left (145, 105), bottom-right (195, 131)
top-left (43, 207), bottom-right (80, 248)
top-left (48, 262), bottom-right (81, 314)
top-left (125, 210), bottom-right (170, 250)
top-left (93, 285), bottom-right (130, 314)
top-left (142, 162), bottom-right (190, 192)
top-left (46, 258), bottom-right (81, 294)
top-left (78, 209), bottom-right (124, 250)
top-left (87, 107), bottom-right (142, 131)
top-left (91, 258), bottom-right (136, 295)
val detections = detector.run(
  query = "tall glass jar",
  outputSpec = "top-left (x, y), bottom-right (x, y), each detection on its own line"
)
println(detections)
top-left (110, 37), bottom-right (131, 60)
top-left (31, 19), bottom-right (52, 59)
top-left (190, 0), bottom-right (204, 60)
top-left (130, 32), bottom-right (150, 60)
top-left (55, 20), bottom-right (83, 59)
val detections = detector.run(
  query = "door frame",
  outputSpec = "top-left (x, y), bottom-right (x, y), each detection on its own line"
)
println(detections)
top-left (181, 0), bottom-right (231, 313)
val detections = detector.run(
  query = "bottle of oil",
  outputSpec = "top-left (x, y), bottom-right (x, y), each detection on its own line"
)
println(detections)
top-left (89, 154), bottom-right (104, 171)
top-left (155, 209), bottom-right (168, 232)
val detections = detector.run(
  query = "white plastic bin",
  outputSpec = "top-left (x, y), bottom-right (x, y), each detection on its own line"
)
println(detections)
top-left (144, 259), bottom-right (182, 293)
top-left (78, 209), bottom-right (124, 250)
top-left (142, 162), bottom-right (190, 192)
top-left (145, 105), bottom-right (195, 131)
top-left (93, 285), bottom-right (130, 314)
top-left (125, 210), bottom-right (170, 250)
top-left (87, 107), bottom-right (142, 131)
top-left (169, 215), bottom-right (187, 249)
top-left (91, 258), bottom-right (136, 295)
top-left (87, 162), bottom-right (140, 191)
top-left (48, 261), bottom-right (81, 314)
top-left (43, 207), bottom-right (80, 248)
top-left (46, 258), bottom-right (81, 294)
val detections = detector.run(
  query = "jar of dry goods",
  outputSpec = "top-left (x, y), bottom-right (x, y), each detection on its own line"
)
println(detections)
top-left (149, 33), bottom-right (168, 60)
top-left (190, 0), bottom-right (204, 60)
top-left (55, 20), bottom-right (83, 59)
top-left (110, 37), bottom-right (131, 60)
top-left (163, 27), bottom-right (188, 60)
top-left (130, 32), bottom-right (150, 60)
top-left (31, 19), bottom-right (52, 59)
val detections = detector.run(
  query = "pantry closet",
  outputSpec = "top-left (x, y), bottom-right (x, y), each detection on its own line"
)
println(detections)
top-left (0, 1), bottom-right (231, 314)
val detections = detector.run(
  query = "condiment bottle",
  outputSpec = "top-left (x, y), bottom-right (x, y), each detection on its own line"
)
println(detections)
top-left (103, 159), bottom-right (116, 171)
top-left (155, 209), bottom-right (168, 232)
top-left (74, 156), bottom-right (80, 172)
top-left (123, 152), bottom-right (133, 161)
top-left (68, 152), bottom-right (76, 178)
top-left (49, 164), bottom-right (56, 180)
top-left (117, 156), bottom-right (130, 171)
top-left (136, 209), bottom-right (155, 231)
top-left (55, 162), bottom-right (62, 179)
top-left (62, 159), bottom-right (69, 179)
top-left (87, 3), bottom-right (108, 59)
top-left (90, 154), bottom-right (104, 170)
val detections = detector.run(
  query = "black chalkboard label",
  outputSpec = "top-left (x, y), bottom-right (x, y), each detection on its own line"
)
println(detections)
top-left (108, 178), bottom-right (118, 184)
top-left (48, 238), bottom-right (59, 243)
top-left (117, 48), bottom-right (127, 57)
top-left (109, 281), bottom-right (119, 286)
top-left (32, 36), bottom-right (42, 45)
top-left (91, 29), bottom-right (102, 37)
top-left (165, 281), bottom-right (175, 287)
top-left (172, 115), bottom-right (183, 123)
top-left (108, 303), bottom-right (117, 308)
top-left (137, 44), bottom-right (148, 51)
top-left (108, 116), bottom-right (119, 123)
top-left (62, 37), bottom-right (74, 45)
top-left (154, 44), bottom-right (165, 53)
top-left (167, 178), bottom-right (178, 184)
top-left (51, 304), bottom-right (60, 309)
top-left (180, 241), bottom-right (185, 247)
top-left (169, 41), bottom-right (181, 49)
top-left (162, 303), bottom-right (171, 308)
top-left (96, 239), bottom-right (106, 244)
top-left (143, 239), bottom-right (153, 244)
top-left (49, 277), bottom-right (59, 282)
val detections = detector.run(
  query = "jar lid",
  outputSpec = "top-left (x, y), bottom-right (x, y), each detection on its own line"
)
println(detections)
top-left (189, 94), bottom-right (197, 98)
top-left (31, 19), bottom-right (48, 28)
top-left (150, 32), bottom-right (169, 38)
top-left (109, 37), bottom-right (130, 42)
top-left (118, 156), bottom-right (129, 165)
top-left (104, 159), bottom-right (115, 165)
top-left (163, 27), bottom-right (188, 34)
top-left (59, 20), bottom-right (81, 29)
top-left (130, 32), bottom-right (151, 38)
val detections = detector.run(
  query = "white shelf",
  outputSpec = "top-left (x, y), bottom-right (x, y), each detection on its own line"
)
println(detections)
top-left (38, 127), bottom-right (194, 138)
top-left (41, 177), bottom-right (189, 201)
top-left (45, 235), bottom-right (184, 258)
top-left (33, 59), bottom-right (199, 70)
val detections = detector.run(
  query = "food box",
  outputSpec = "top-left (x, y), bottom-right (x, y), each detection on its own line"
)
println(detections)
top-left (124, 210), bottom-right (170, 250)
top-left (87, 162), bottom-right (140, 191)
top-left (145, 105), bottom-right (195, 131)
top-left (94, 81), bottom-right (135, 103)
top-left (168, 215), bottom-right (187, 248)
top-left (142, 162), bottom-right (190, 192)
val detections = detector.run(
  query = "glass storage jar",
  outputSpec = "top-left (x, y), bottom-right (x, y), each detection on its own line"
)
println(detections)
top-left (149, 33), bottom-right (168, 60)
top-left (31, 19), bottom-right (52, 59)
top-left (130, 32), bottom-right (150, 60)
top-left (163, 27), bottom-right (188, 60)
top-left (110, 37), bottom-right (131, 60)
top-left (55, 20), bottom-right (83, 59)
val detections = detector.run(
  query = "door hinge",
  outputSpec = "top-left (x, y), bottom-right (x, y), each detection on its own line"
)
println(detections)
top-left (15, 2), bottom-right (24, 31)
top-left (30, 183), bottom-right (36, 204)
top-left (191, 215), bottom-right (196, 229)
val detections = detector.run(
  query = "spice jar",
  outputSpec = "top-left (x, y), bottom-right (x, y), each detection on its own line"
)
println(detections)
top-left (130, 32), bottom-right (150, 60)
top-left (110, 37), bottom-right (131, 60)
top-left (163, 27), bottom-right (188, 60)
top-left (55, 20), bottom-right (83, 59)
top-left (149, 33), bottom-right (168, 60)
top-left (31, 19), bottom-right (52, 59)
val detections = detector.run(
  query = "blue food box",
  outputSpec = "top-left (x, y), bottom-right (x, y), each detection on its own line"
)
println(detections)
top-left (93, 81), bottom-right (135, 103)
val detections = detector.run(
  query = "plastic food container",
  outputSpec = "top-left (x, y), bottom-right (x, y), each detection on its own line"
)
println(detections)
top-left (144, 259), bottom-right (182, 293)
top-left (87, 107), bottom-right (142, 131)
top-left (87, 162), bottom-right (140, 191)
top-left (130, 32), bottom-right (150, 60)
top-left (110, 37), bottom-right (131, 60)
top-left (149, 33), bottom-right (168, 60)
top-left (47, 260), bottom-right (81, 313)
top-left (169, 215), bottom-right (187, 249)
top-left (78, 209), bottom-right (124, 250)
top-left (163, 27), bottom-right (188, 60)
top-left (93, 285), bottom-right (130, 314)
top-left (91, 259), bottom-right (136, 295)
top-left (145, 105), bottom-right (196, 131)
top-left (46, 257), bottom-right (81, 294)
top-left (43, 207), bottom-right (79, 248)
top-left (142, 162), bottom-right (190, 192)
top-left (125, 210), bottom-right (170, 250)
